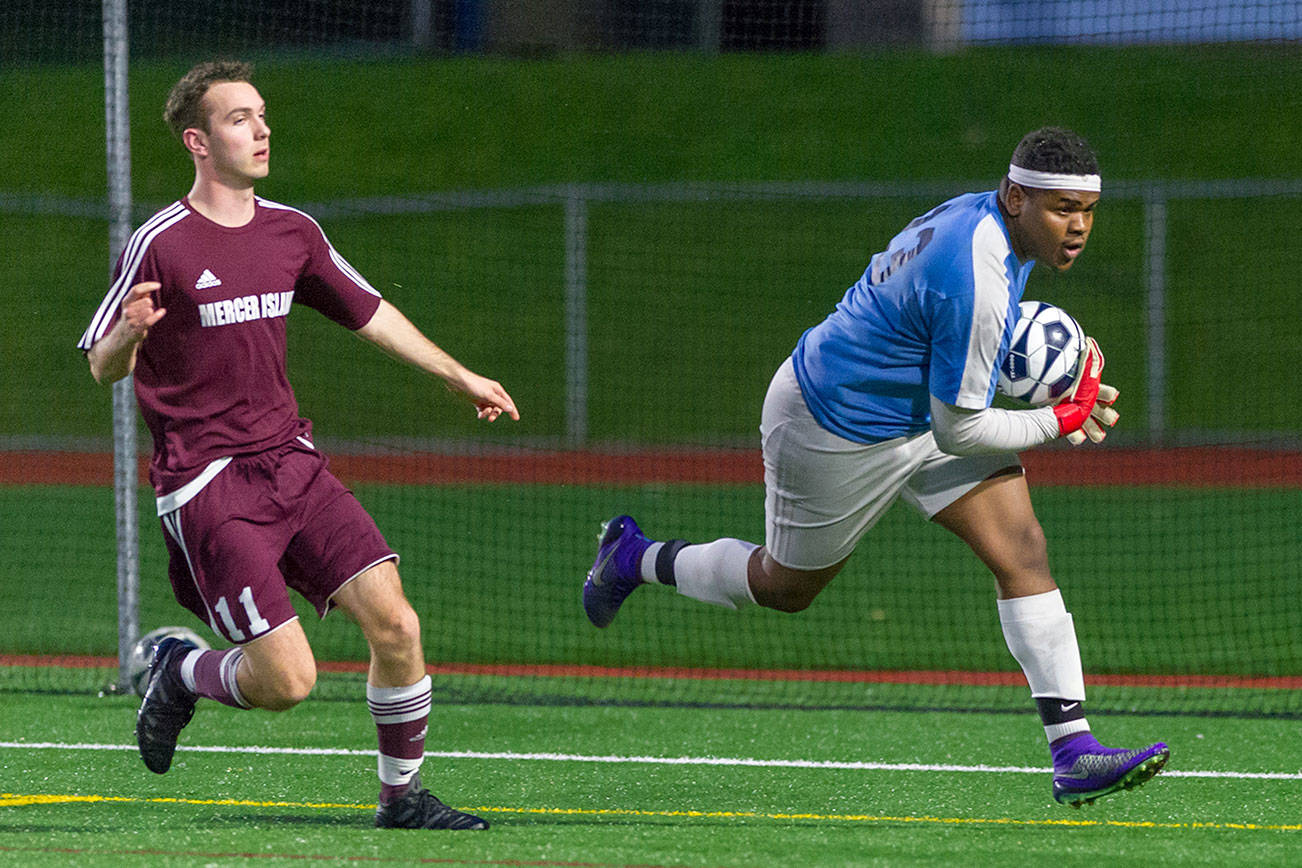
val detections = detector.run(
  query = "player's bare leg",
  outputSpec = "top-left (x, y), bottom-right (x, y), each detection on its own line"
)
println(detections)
top-left (236, 619), bottom-right (318, 710)
top-left (744, 548), bottom-right (849, 613)
top-left (333, 561), bottom-right (488, 830)
top-left (935, 470), bottom-right (1169, 806)
top-left (333, 560), bottom-right (423, 688)
top-left (932, 468), bottom-right (1055, 601)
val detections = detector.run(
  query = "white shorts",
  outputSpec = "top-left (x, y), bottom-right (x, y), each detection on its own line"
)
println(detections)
top-left (761, 358), bottom-right (1022, 570)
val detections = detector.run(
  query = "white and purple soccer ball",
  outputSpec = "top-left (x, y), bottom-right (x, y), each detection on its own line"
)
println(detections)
top-left (997, 301), bottom-right (1086, 407)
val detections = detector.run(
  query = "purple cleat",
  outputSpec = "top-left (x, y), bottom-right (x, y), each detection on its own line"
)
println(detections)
top-left (1051, 732), bottom-right (1170, 807)
top-left (583, 515), bottom-right (652, 628)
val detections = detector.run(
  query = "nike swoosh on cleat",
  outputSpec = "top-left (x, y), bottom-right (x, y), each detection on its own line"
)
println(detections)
top-left (587, 521), bottom-right (622, 586)
top-left (1056, 771), bottom-right (1092, 781)
top-left (587, 549), bottom-right (616, 587)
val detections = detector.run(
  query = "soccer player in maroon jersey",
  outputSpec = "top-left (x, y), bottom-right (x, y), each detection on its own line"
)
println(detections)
top-left (78, 61), bottom-right (518, 830)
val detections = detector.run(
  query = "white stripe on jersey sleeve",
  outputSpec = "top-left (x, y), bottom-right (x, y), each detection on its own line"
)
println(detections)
top-left (256, 197), bottom-right (381, 298)
top-left (954, 214), bottom-right (1016, 409)
top-left (77, 202), bottom-right (190, 350)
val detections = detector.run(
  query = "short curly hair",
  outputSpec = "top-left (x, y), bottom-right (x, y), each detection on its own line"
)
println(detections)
top-left (1010, 127), bottom-right (1099, 176)
top-left (163, 60), bottom-right (254, 140)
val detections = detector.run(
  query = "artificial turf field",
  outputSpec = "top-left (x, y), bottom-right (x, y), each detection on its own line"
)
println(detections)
top-left (1, 688), bottom-right (1300, 866)
top-left (2, 477), bottom-right (1301, 864)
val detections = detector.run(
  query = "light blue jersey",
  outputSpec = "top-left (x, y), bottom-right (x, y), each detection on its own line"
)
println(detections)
top-left (792, 191), bottom-right (1036, 444)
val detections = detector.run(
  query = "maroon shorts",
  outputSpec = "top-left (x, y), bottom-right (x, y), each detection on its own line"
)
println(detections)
top-left (159, 439), bottom-right (396, 644)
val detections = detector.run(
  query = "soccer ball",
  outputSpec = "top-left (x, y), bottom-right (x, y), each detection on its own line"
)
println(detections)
top-left (997, 301), bottom-right (1086, 406)
top-left (126, 625), bottom-right (211, 697)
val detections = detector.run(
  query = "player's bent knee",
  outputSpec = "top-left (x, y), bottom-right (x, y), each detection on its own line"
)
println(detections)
top-left (1007, 520), bottom-right (1050, 571)
top-left (752, 558), bottom-right (839, 613)
top-left (259, 668), bottom-right (317, 711)
top-left (761, 582), bottom-right (824, 613)
top-left (763, 592), bottom-right (817, 614)
top-left (246, 658), bottom-right (317, 711)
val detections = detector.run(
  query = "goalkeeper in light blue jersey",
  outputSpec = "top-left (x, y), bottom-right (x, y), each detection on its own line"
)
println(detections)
top-left (584, 127), bottom-right (1169, 808)
top-left (794, 189), bottom-right (1038, 444)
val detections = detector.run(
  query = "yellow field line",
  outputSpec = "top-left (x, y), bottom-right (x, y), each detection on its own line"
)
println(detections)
top-left (0, 793), bottom-right (371, 810)
top-left (3, 793), bottom-right (1298, 832)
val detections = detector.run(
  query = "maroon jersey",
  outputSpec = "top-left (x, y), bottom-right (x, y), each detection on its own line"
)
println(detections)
top-left (79, 196), bottom-right (382, 497)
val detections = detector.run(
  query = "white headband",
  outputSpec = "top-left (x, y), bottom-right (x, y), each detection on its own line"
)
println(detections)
top-left (1007, 163), bottom-right (1101, 193)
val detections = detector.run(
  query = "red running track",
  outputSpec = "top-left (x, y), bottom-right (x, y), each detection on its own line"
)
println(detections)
top-left (2, 654), bottom-right (1299, 690)
top-left (2, 447), bottom-right (1300, 487)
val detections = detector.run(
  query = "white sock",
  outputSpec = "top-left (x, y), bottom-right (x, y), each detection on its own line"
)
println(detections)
top-left (997, 589), bottom-right (1089, 741)
top-left (671, 539), bottom-right (758, 610)
top-left (1044, 718), bottom-right (1091, 743)
top-left (640, 542), bottom-right (666, 583)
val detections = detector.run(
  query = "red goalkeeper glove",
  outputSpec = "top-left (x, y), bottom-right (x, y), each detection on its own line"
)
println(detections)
top-left (1053, 337), bottom-right (1115, 443)
top-left (1066, 382), bottom-right (1120, 445)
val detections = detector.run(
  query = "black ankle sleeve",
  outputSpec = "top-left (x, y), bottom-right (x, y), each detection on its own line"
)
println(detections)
top-left (655, 539), bottom-right (689, 586)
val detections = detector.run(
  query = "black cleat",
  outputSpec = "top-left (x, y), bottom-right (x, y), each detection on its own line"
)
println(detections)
top-left (134, 636), bottom-right (198, 774)
top-left (375, 774), bottom-right (489, 830)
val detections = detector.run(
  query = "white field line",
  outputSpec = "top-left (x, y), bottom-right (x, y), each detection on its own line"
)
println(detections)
top-left (1, 741), bottom-right (1298, 780)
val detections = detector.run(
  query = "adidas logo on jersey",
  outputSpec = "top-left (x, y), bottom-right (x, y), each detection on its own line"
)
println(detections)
top-left (194, 268), bottom-right (223, 290)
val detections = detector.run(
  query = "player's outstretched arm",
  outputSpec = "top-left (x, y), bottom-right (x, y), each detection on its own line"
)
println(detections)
top-left (355, 300), bottom-right (519, 422)
top-left (87, 281), bottom-right (166, 384)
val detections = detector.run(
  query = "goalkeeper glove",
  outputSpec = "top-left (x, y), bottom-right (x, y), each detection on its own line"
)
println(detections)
top-left (1064, 382), bottom-right (1119, 445)
top-left (1053, 337), bottom-right (1114, 443)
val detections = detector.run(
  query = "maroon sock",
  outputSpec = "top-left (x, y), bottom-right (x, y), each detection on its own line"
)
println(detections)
top-left (179, 647), bottom-right (251, 709)
top-left (367, 676), bottom-right (431, 804)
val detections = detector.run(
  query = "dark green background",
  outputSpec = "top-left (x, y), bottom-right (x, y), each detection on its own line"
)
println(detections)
top-left (4, 46), bottom-right (1300, 443)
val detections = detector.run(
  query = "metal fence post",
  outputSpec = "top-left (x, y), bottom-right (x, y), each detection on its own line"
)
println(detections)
top-left (1143, 189), bottom-right (1167, 443)
top-left (411, 0), bottom-right (432, 50)
top-left (697, 0), bottom-right (723, 51)
top-left (564, 188), bottom-right (589, 447)
top-left (103, 0), bottom-right (138, 691)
